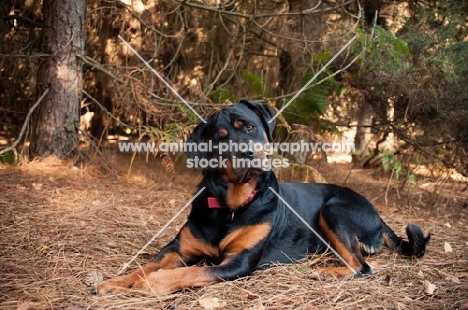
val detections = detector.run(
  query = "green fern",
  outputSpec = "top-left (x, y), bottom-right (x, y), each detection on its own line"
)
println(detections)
top-left (378, 150), bottom-right (416, 184)
top-left (208, 87), bottom-right (237, 103)
top-left (283, 52), bottom-right (347, 130)
top-left (240, 70), bottom-right (273, 98)
top-left (175, 103), bottom-right (199, 123)
top-left (143, 122), bottom-right (191, 143)
top-left (0, 150), bottom-right (15, 165)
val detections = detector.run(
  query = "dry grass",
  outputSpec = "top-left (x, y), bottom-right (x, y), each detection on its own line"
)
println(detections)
top-left (0, 155), bottom-right (467, 309)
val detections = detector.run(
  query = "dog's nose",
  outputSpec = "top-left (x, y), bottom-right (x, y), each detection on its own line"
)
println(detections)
top-left (242, 146), bottom-right (255, 158)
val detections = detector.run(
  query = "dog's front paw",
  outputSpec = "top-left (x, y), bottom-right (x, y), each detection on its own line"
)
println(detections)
top-left (91, 277), bottom-right (132, 295)
top-left (132, 270), bottom-right (174, 296)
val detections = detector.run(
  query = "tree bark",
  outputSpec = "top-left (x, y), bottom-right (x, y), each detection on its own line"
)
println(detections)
top-left (31, 0), bottom-right (86, 158)
top-left (353, 100), bottom-right (374, 163)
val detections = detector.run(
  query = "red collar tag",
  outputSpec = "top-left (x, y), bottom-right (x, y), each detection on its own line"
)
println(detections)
top-left (207, 190), bottom-right (258, 209)
top-left (207, 197), bottom-right (222, 208)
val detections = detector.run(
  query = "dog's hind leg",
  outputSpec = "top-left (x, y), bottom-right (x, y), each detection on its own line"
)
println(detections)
top-left (315, 204), bottom-right (373, 278)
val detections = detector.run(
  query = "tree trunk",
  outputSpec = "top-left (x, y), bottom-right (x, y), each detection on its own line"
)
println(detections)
top-left (353, 101), bottom-right (374, 163)
top-left (31, 0), bottom-right (86, 158)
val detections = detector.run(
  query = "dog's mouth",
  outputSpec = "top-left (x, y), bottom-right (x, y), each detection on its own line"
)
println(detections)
top-left (211, 141), bottom-right (269, 183)
top-left (224, 160), bottom-right (265, 183)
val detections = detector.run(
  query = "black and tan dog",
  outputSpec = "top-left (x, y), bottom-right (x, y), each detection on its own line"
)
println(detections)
top-left (93, 100), bottom-right (430, 295)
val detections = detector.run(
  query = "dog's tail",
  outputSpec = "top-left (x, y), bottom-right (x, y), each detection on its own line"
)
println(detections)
top-left (382, 221), bottom-right (431, 258)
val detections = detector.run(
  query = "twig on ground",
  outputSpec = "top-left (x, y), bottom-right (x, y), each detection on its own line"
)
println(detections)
top-left (384, 168), bottom-right (394, 207)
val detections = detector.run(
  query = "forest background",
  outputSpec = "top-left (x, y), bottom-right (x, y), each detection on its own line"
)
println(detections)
top-left (0, 0), bottom-right (467, 179)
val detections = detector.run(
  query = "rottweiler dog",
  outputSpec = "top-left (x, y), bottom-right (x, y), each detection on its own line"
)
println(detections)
top-left (93, 100), bottom-right (430, 295)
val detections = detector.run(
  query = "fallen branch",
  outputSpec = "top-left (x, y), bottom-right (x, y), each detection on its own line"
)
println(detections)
top-left (0, 88), bottom-right (50, 156)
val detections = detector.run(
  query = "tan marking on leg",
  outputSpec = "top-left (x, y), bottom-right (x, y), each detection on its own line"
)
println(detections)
top-left (133, 266), bottom-right (217, 295)
top-left (317, 212), bottom-right (362, 278)
top-left (94, 252), bottom-right (182, 295)
top-left (226, 177), bottom-right (257, 209)
top-left (179, 226), bottom-right (219, 258)
top-left (219, 223), bottom-right (271, 255)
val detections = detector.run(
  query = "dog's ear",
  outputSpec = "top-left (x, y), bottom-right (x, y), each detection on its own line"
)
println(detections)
top-left (185, 120), bottom-right (207, 160)
top-left (239, 99), bottom-right (276, 142)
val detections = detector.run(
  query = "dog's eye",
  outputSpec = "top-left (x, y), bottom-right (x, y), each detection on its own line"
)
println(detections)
top-left (246, 125), bottom-right (254, 132)
top-left (233, 120), bottom-right (244, 128)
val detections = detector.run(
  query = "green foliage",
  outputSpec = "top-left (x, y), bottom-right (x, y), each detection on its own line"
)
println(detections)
top-left (208, 87), bottom-right (237, 104)
top-left (240, 70), bottom-right (273, 98)
top-left (379, 150), bottom-right (416, 184)
top-left (351, 2), bottom-right (468, 177)
top-left (283, 52), bottom-right (347, 131)
top-left (142, 103), bottom-right (198, 144)
top-left (404, 5), bottom-right (468, 107)
top-left (0, 150), bottom-right (15, 165)
top-left (175, 103), bottom-right (200, 124)
top-left (407, 173), bottom-right (417, 185)
top-left (237, 52), bottom-right (347, 134)
top-left (143, 122), bottom-right (192, 143)
top-left (353, 25), bottom-right (412, 88)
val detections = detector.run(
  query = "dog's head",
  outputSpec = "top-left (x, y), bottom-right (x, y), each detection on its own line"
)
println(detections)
top-left (186, 100), bottom-right (276, 183)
